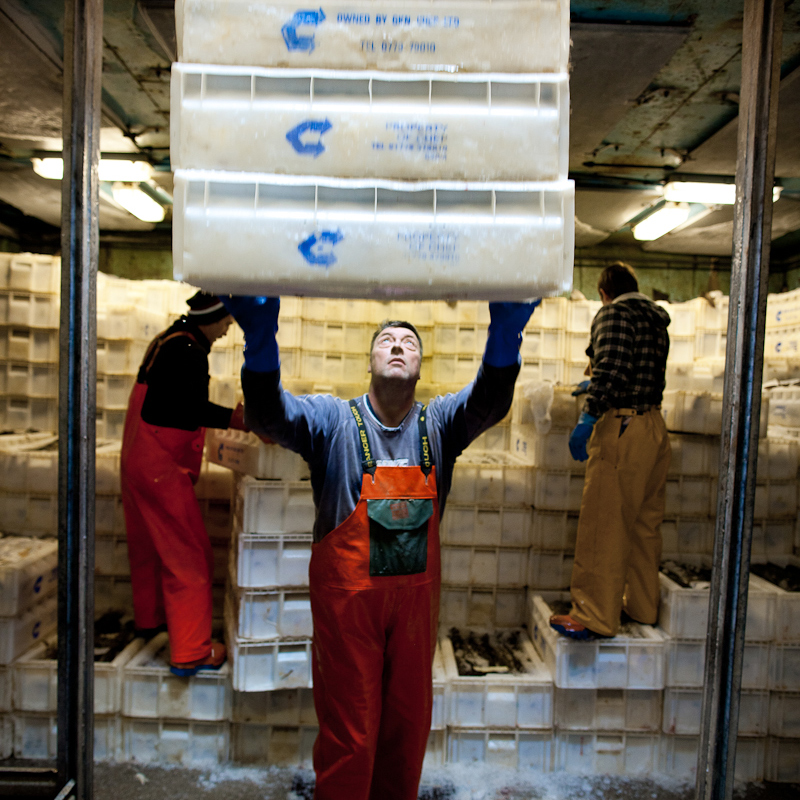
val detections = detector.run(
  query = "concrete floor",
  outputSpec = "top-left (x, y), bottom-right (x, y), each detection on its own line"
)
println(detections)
top-left (89, 763), bottom-right (797, 800)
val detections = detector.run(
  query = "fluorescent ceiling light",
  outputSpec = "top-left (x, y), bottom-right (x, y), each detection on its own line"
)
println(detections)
top-left (663, 181), bottom-right (782, 205)
top-left (111, 183), bottom-right (165, 223)
top-left (632, 203), bottom-right (691, 241)
top-left (32, 157), bottom-right (153, 182)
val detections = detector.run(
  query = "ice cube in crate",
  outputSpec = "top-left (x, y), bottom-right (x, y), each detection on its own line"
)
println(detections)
top-left (554, 688), bottom-right (662, 732)
top-left (555, 731), bottom-right (660, 775)
top-left (173, 173), bottom-right (574, 301)
top-left (226, 603), bottom-right (312, 692)
top-left (176, 0), bottom-right (570, 73)
top-left (121, 717), bottom-right (229, 766)
top-left (441, 628), bottom-right (552, 729)
top-left (441, 545), bottom-right (529, 588)
top-left (662, 687), bottom-right (769, 736)
top-left (230, 721), bottom-right (317, 766)
top-left (446, 729), bottom-right (553, 769)
top-left (660, 734), bottom-right (765, 782)
top-left (14, 633), bottom-right (144, 714)
top-left (528, 595), bottom-right (665, 690)
top-left (235, 475), bottom-right (315, 534)
top-left (664, 639), bottom-right (770, 689)
top-left (233, 531), bottom-right (312, 589)
top-left (226, 582), bottom-right (313, 641)
top-left (0, 536), bottom-right (57, 616)
top-left (440, 587), bottom-right (527, 629)
top-left (658, 559), bottom-right (777, 641)
top-left (122, 632), bottom-right (232, 720)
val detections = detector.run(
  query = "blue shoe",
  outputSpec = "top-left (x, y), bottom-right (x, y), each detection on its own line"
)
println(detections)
top-left (549, 614), bottom-right (600, 640)
top-left (169, 642), bottom-right (226, 677)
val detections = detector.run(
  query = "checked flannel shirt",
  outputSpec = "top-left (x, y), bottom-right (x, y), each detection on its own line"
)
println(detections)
top-left (583, 292), bottom-right (671, 419)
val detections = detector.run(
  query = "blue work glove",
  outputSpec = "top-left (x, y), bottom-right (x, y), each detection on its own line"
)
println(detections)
top-left (569, 412), bottom-right (599, 462)
top-left (484, 300), bottom-right (542, 368)
top-left (220, 296), bottom-right (280, 372)
top-left (572, 380), bottom-right (590, 396)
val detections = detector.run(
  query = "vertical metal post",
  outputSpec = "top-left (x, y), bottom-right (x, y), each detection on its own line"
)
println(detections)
top-left (695, 1), bottom-right (782, 798)
top-left (58, 0), bottom-right (102, 796)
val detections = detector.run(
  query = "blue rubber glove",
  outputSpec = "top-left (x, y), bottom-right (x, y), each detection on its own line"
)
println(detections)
top-left (220, 296), bottom-right (280, 372)
top-left (569, 412), bottom-right (599, 462)
top-left (484, 300), bottom-right (542, 368)
top-left (572, 380), bottom-right (590, 397)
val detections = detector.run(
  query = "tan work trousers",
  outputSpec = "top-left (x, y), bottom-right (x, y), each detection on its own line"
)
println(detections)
top-left (570, 407), bottom-right (671, 637)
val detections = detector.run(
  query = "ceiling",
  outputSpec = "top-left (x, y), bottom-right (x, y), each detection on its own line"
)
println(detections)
top-left (0, 0), bottom-right (799, 261)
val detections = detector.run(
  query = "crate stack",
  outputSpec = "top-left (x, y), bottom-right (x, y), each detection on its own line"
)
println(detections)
top-left (0, 254), bottom-right (60, 433)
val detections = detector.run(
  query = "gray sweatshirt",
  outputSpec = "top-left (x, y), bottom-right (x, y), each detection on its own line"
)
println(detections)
top-left (241, 363), bottom-right (519, 542)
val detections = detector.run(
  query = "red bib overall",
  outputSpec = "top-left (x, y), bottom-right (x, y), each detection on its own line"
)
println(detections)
top-left (309, 401), bottom-right (441, 800)
top-left (120, 330), bottom-right (214, 663)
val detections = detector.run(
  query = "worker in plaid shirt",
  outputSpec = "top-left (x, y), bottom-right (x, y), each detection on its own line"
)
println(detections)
top-left (551, 262), bottom-right (672, 639)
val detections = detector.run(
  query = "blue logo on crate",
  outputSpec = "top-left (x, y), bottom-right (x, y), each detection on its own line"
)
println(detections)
top-left (282, 8), bottom-right (326, 52)
top-left (33, 575), bottom-right (42, 594)
top-left (286, 119), bottom-right (332, 157)
top-left (299, 230), bottom-right (343, 267)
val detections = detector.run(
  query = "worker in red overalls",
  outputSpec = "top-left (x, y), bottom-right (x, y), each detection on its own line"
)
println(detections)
top-left (121, 291), bottom-right (247, 676)
top-left (222, 295), bottom-right (539, 800)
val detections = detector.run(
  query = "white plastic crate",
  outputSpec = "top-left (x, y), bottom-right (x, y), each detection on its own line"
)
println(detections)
top-left (528, 595), bottom-right (666, 690)
top-left (172, 66), bottom-right (569, 182)
top-left (195, 460), bottom-right (235, 501)
top-left (665, 639), bottom-right (771, 689)
top-left (529, 296), bottom-right (568, 331)
top-left (0, 254), bottom-right (59, 294)
top-left (439, 505), bottom-right (532, 548)
top-left (235, 475), bottom-right (315, 535)
top-left (664, 477), bottom-right (715, 517)
top-left (0, 536), bottom-right (57, 616)
top-left (174, 172), bottom-right (575, 301)
top-left (0, 492), bottom-right (57, 536)
top-left (226, 582), bottom-right (312, 641)
top-left (94, 408), bottom-right (126, 441)
top-left (666, 334), bottom-right (695, 364)
top-left (446, 729), bottom-right (553, 770)
top-left (200, 498), bottom-right (233, 538)
top-left (176, 0), bottom-right (570, 73)
top-left (0, 291), bottom-right (59, 328)
top-left (441, 545), bottom-right (529, 588)
top-left (528, 551), bottom-right (573, 591)
top-left (433, 323), bottom-right (487, 356)
top-left (0, 396), bottom-right (58, 433)
top-left (96, 374), bottom-right (135, 410)
top-left (750, 520), bottom-right (795, 558)
top-left (765, 327), bottom-right (800, 359)
top-left (96, 338), bottom-right (148, 375)
top-left (566, 299), bottom-right (601, 334)
top-left (769, 692), bottom-right (800, 737)
top-left (449, 453), bottom-right (534, 506)
top-left (770, 642), bottom-right (800, 691)
top-left (658, 565), bottom-right (777, 641)
top-left (524, 426), bottom-right (586, 474)
top-left (300, 351), bottom-right (370, 383)
top-left (659, 734), bottom-right (765, 782)
top-left (0, 326), bottom-right (58, 362)
top-left (120, 717), bottom-right (229, 766)
top-left (95, 495), bottom-right (126, 536)
top-left (97, 304), bottom-right (167, 341)
top-left (232, 687), bottom-right (317, 725)
top-left (205, 429), bottom-right (310, 481)
top-left (533, 470), bottom-right (584, 512)
top-left (432, 354), bottom-right (484, 385)
top-left (226, 609), bottom-right (313, 692)
top-left (667, 433), bottom-right (720, 477)
top-left (302, 296), bottom-right (382, 324)
top-left (0, 594), bottom-right (57, 665)
top-left (301, 319), bottom-right (372, 354)
top-left (230, 722), bottom-right (316, 766)
top-left (233, 531), bottom-right (312, 589)
top-left (750, 558), bottom-right (800, 642)
top-left (662, 687), bottom-right (769, 736)
top-left (531, 510), bottom-right (578, 551)
top-left (768, 386), bottom-right (800, 428)
top-left (660, 518), bottom-right (715, 555)
top-left (14, 713), bottom-right (120, 761)
top-left (441, 630), bottom-right (552, 729)
top-left (555, 731), bottom-right (660, 775)
top-left (465, 422), bottom-right (512, 454)
top-left (14, 635), bottom-right (144, 715)
top-left (754, 480), bottom-right (797, 519)
top-left (766, 289), bottom-right (800, 328)
top-left (440, 586), bottom-right (526, 629)
top-left (519, 357), bottom-right (565, 385)
top-left (766, 737), bottom-right (800, 782)
top-left (520, 328), bottom-right (565, 360)
top-left (695, 329), bottom-right (727, 360)
top-left (122, 632), bottom-right (232, 721)
top-left (0, 715), bottom-right (10, 758)
top-left (757, 436), bottom-right (799, 480)
top-left (554, 688), bottom-right (662, 733)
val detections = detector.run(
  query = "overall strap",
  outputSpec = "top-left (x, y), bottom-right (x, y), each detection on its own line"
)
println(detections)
top-left (137, 329), bottom-right (200, 383)
top-left (418, 405), bottom-right (433, 478)
top-left (348, 399), bottom-right (376, 476)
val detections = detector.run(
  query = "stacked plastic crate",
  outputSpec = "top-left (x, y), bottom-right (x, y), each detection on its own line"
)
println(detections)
top-left (0, 254), bottom-right (60, 433)
top-left (0, 533), bottom-right (59, 758)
